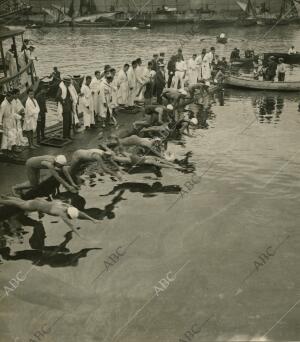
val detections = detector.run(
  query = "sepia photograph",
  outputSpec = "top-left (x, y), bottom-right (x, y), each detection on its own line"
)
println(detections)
top-left (0, 0), bottom-right (299, 341)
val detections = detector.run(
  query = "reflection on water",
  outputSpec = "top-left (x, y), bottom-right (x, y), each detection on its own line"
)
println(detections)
top-left (254, 95), bottom-right (284, 124)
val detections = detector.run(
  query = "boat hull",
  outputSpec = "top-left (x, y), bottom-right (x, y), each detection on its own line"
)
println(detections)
top-left (224, 76), bottom-right (300, 91)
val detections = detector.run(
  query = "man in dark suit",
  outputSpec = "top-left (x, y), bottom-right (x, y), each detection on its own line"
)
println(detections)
top-left (155, 63), bottom-right (166, 105)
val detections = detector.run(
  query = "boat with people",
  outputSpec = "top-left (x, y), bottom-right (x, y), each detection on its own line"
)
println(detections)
top-left (224, 75), bottom-right (300, 91)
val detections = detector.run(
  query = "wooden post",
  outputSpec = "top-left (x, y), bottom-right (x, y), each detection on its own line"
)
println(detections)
top-left (0, 41), bottom-right (7, 78)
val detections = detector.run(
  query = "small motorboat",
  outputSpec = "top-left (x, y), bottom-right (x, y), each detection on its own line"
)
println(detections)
top-left (217, 33), bottom-right (228, 44)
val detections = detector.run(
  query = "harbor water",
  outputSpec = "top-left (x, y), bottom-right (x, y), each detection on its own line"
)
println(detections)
top-left (0, 24), bottom-right (299, 342)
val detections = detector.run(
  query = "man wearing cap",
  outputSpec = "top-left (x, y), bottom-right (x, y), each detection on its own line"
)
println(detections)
top-left (56, 76), bottom-right (79, 139)
top-left (276, 58), bottom-right (286, 82)
top-left (187, 54), bottom-right (198, 85)
top-left (172, 56), bottom-right (187, 90)
top-left (155, 63), bottom-right (166, 104)
top-left (12, 155), bottom-right (77, 195)
top-left (0, 196), bottom-right (99, 235)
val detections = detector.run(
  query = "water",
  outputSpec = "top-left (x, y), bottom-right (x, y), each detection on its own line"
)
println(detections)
top-left (0, 24), bottom-right (300, 342)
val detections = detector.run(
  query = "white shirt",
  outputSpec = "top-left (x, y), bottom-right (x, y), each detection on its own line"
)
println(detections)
top-left (176, 60), bottom-right (187, 72)
top-left (288, 48), bottom-right (296, 55)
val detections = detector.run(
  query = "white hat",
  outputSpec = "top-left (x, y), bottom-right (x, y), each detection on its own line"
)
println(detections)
top-left (166, 104), bottom-right (174, 110)
top-left (190, 118), bottom-right (198, 126)
top-left (179, 89), bottom-right (188, 96)
top-left (67, 206), bottom-right (79, 219)
top-left (55, 155), bottom-right (67, 166)
top-left (184, 105), bottom-right (190, 111)
top-left (153, 137), bottom-right (162, 143)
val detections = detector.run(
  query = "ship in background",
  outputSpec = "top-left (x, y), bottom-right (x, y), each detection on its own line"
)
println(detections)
top-left (1, 0), bottom-right (300, 27)
top-left (236, 0), bottom-right (300, 25)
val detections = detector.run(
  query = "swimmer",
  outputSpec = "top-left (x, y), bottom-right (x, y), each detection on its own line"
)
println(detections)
top-left (103, 135), bottom-right (164, 158)
top-left (0, 195), bottom-right (99, 235)
top-left (12, 155), bottom-right (77, 196)
top-left (63, 148), bottom-right (123, 186)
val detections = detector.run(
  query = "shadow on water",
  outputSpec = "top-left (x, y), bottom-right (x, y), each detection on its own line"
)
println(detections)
top-left (55, 190), bottom-right (127, 220)
top-left (99, 181), bottom-right (182, 198)
top-left (0, 216), bottom-right (102, 268)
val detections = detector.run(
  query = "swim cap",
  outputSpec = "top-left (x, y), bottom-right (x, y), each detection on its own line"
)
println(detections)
top-left (166, 104), bottom-right (174, 110)
top-left (55, 155), bottom-right (67, 166)
top-left (164, 151), bottom-right (175, 162)
top-left (190, 118), bottom-right (198, 126)
top-left (67, 206), bottom-right (79, 219)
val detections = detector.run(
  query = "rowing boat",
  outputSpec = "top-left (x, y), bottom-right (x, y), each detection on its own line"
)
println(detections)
top-left (224, 75), bottom-right (300, 91)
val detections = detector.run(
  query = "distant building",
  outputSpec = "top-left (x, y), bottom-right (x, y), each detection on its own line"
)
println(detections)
top-left (28, 0), bottom-right (283, 14)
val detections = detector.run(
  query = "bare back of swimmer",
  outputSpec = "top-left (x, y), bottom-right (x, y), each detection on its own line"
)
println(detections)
top-left (0, 196), bottom-right (99, 235)
top-left (12, 155), bottom-right (77, 195)
top-left (63, 149), bottom-right (123, 186)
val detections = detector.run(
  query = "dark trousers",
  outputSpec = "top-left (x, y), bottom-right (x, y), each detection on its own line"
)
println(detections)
top-left (36, 114), bottom-right (46, 142)
top-left (167, 74), bottom-right (174, 88)
top-left (62, 110), bottom-right (72, 139)
top-left (156, 87), bottom-right (164, 104)
top-left (278, 72), bottom-right (285, 82)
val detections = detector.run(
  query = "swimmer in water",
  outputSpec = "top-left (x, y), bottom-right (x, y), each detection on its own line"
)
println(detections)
top-left (0, 195), bottom-right (99, 235)
top-left (12, 155), bottom-right (77, 196)
top-left (63, 148), bottom-right (123, 186)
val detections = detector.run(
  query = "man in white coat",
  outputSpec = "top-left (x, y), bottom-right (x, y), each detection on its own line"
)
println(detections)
top-left (0, 91), bottom-right (17, 155)
top-left (187, 54), bottom-right (198, 85)
top-left (127, 60), bottom-right (138, 108)
top-left (90, 71), bottom-right (102, 121)
top-left (99, 72), bottom-right (113, 128)
top-left (80, 76), bottom-right (95, 129)
top-left (117, 64), bottom-right (130, 107)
